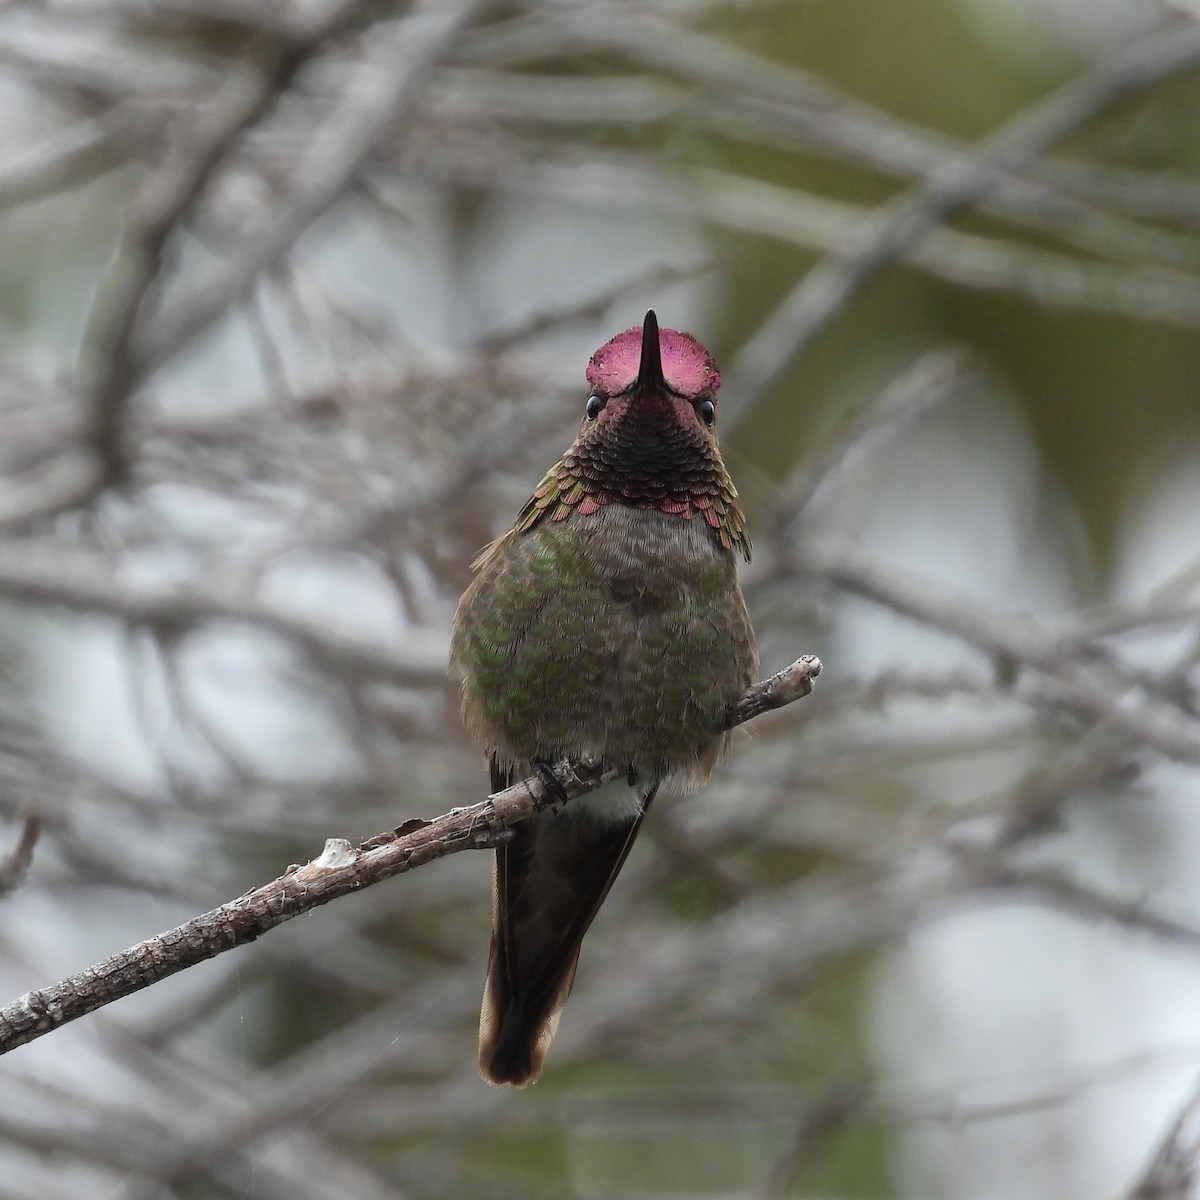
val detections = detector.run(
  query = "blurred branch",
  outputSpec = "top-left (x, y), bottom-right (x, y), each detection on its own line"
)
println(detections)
top-left (799, 543), bottom-right (1200, 763)
top-left (0, 122), bottom-right (116, 210)
top-left (0, 655), bottom-right (821, 1057)
top-left (0, 811), bottom-right (40, 897)
top-left (999, 864), bottom-right (1200, 957)
top-left (727, 19), bottom-right (1200, 401)
top-left (134, 0), bottom-right (487, 381)
top-left (758, 1074), bottom-right (867, 1200)
top-left (1126, 1070), bottom-right (1200, 1200)
top-left (419, 147), bottom-right (1200, 334)
top-left (440, 60), bottom-right (1200, 267)
top-left (0, 545), bottom-right (447, 685)
top-left (773, 343), bottom-right (980, 528)
top-left (476, 258), bottom-right (719, 352)
top-left (83, 0), bottom-right (371, 490)
top-left (462, 5), bottom-right (1200, 228)
top-left (0, 452), bottom-right (105, 529)
top-left (1157, 0), bottom-right (1200, 21)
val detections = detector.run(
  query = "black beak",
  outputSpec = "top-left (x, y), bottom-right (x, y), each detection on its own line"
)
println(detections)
top-left (635, 310), bottom-right (664, 391)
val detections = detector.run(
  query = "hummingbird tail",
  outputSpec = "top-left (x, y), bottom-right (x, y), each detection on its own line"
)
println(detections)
top-left (479, 769), bottom-right (658, 1087)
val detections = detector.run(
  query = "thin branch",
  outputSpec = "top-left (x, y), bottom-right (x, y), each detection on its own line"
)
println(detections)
top-left (0, 655), bottom-right (821, 1057)
top-left (724, 654), bottom-right (822, 727)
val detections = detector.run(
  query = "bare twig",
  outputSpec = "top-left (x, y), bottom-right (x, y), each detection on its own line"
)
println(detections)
top-left (723, 654), bottom-right (822, 727)
top-left (0, 656), bottom-right (821, 1056)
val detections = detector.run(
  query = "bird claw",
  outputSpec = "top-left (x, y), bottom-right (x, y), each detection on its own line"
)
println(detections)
top-left (477, 827), bottom-right (515, 849)
top-left (533, 761), bottom-right (571, 806)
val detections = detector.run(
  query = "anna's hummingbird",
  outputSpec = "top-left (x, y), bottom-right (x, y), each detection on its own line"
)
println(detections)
top-left (450, 311), bottom-right (757, 1087)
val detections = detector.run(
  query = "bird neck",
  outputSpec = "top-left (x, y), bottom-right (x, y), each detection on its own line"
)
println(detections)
top-left (514, 409), bottom-right (751, 560)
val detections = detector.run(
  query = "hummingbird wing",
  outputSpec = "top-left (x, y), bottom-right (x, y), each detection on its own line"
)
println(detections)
top-left (479, 762), bottom-right (659, 1087)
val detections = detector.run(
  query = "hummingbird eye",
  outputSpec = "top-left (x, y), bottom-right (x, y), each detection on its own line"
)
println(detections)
top-left (585, 394), bottom-right (606, 420)
top-left (697, 399), bottom-right (716, 426)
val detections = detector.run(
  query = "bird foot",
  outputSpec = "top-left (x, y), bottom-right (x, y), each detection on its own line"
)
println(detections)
top-left (533, 760), bottom-right (572, 807)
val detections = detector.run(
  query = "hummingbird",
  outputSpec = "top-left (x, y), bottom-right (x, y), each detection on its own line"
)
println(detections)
top-left (450, 311), bottom-right (757, 1087)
